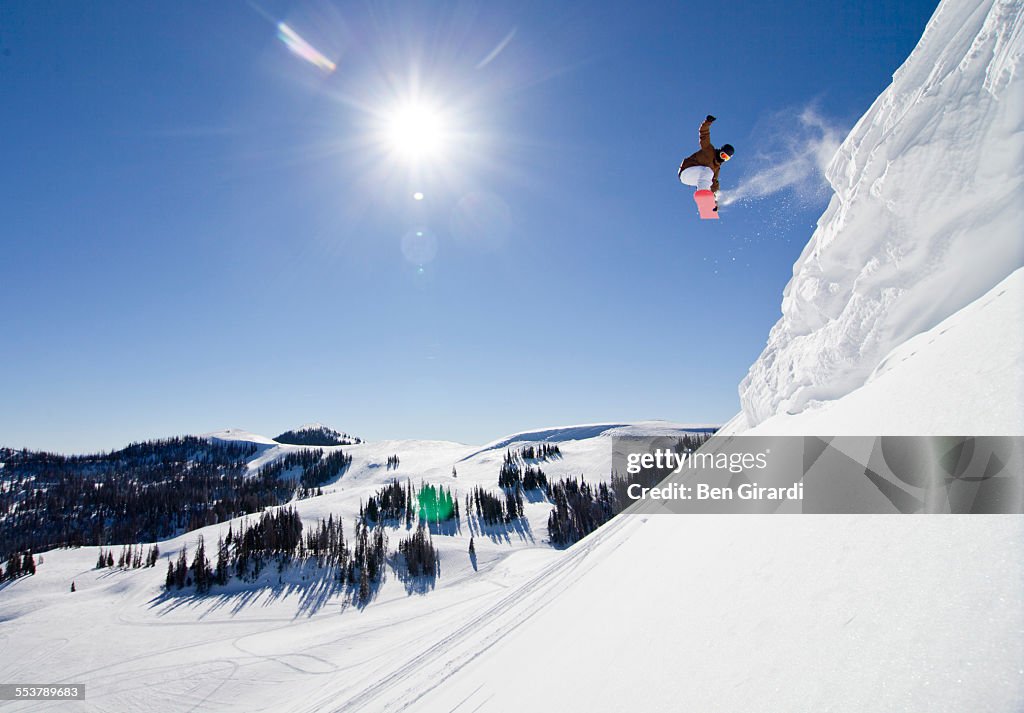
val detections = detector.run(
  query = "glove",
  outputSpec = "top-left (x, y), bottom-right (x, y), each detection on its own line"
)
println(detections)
top-left (706, 114), bottom-right (717, 123)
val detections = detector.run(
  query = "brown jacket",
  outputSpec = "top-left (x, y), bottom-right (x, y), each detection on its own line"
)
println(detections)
top-left (679, 118), bottom-right (724, 192)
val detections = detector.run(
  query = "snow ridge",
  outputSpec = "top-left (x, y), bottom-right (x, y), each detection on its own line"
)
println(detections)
top-left (739, 0), bottom-right (1024, 427)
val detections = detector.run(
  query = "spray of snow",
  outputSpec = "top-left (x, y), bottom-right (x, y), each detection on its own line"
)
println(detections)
top-left (719, 104), bottom-right (845, 207)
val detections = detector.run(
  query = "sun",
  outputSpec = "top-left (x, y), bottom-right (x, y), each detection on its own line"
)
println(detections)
top-left (384, 102), bottom-right (448, 160)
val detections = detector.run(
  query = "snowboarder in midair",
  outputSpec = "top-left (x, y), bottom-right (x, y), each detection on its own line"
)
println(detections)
top-left (678, 115), bottom-right (734, 214)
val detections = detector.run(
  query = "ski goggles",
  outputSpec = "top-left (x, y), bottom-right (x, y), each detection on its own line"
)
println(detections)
top-left (719, 151), bottom-right (732, 161)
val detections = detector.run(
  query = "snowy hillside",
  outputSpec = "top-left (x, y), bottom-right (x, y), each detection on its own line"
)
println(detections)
top-left (737, 0), bottom-right (1024, 429)
top-left (405, 515), bottom-right (1022, 713)
top-left (0, 421), bottom-right (707, 713)
top-left (735, 265), bottom-right (1024, 435)
top-left (204, 427), bottom-right (279, 446)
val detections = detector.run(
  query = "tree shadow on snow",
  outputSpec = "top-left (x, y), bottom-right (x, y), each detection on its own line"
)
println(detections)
top-left (145, 558), bottom-right (386, 619)
top-left (466, 516), bottom-right (534, 545)
top-left (425, 518), bottom-right (460, 537)
top-left (388, 553), bottom-right (439, 596)
top-left (522, 487), bottom-right (548, 504)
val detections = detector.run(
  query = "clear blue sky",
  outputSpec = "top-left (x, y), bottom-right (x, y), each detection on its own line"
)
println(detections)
top-left (0, 0), bottom-right (939, 452)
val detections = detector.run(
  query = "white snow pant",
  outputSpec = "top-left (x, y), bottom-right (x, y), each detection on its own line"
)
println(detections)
top-left (678, 165), bottom-right (714, 191)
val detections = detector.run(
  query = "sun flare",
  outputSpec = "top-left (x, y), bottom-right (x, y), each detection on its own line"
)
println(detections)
top-left (384, 102), bottom-right (448, 160)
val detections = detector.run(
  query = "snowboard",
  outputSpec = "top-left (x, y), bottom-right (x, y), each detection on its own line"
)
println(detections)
top-left (694, 190), bottom-right (718, 220)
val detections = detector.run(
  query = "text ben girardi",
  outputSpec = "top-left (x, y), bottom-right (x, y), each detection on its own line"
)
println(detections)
top-left (627, 481), bottom-right (804, 501)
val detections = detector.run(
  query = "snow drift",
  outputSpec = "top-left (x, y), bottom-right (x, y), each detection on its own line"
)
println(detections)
top-left (740, 265), bottom-right (1024, 435)
top-left (738, 0), bottom-right (1024, 428)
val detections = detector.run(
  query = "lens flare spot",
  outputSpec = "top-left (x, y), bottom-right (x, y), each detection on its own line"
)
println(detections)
top-left (413, 192), bottom-right (425, 201)
top-left (402, 228), bottom-right (438, 265)
top-left (277, 22), bottom-right (336, 73)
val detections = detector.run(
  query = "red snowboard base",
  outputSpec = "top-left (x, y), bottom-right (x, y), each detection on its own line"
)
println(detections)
top-left (694, 190), bottom-right (719, 220)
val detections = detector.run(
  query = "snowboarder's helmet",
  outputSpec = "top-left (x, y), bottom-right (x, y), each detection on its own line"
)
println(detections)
top-left (720, 144), bottom-right (735, 161)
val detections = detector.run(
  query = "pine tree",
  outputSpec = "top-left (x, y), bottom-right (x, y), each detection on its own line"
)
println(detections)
top-left (22, 552), bottom-right (35, 576)
top-left (174, 546), bottom-right (188, 589)
top-left (5, 553), bottom-right (19, 579)
top-left (468, 536), bottom-right (475, 558)
top-left (70, 581), bottom-right (76, 592)
top-left (165, 559), bottom-right (175, 590)
top-left (192, 535), bottom-right (210, 593)
top-left (359, 569), bottom-right (370, 602)
top-left (215, 536), bottom-right (228, 586)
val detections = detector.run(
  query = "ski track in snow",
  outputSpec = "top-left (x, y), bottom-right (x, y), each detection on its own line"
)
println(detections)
top-left (310, 514), bottom-right (643, 713)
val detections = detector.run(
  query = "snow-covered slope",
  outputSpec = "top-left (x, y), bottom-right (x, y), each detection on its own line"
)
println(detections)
top-left (462, 420), bottom-right (716, 459)
top-left (738, 0), bottom-right (1024, 428)
top-left (408, 516), bottom-right (1022, 713)
top-left (0, 421), bottom-right (705, 713)
top-left (739, 266), bottom-right (1024, 435)
top-left (401, 260), bottom-right (1024, 711)
top-left (203, 427), bottom-right (279, 446)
